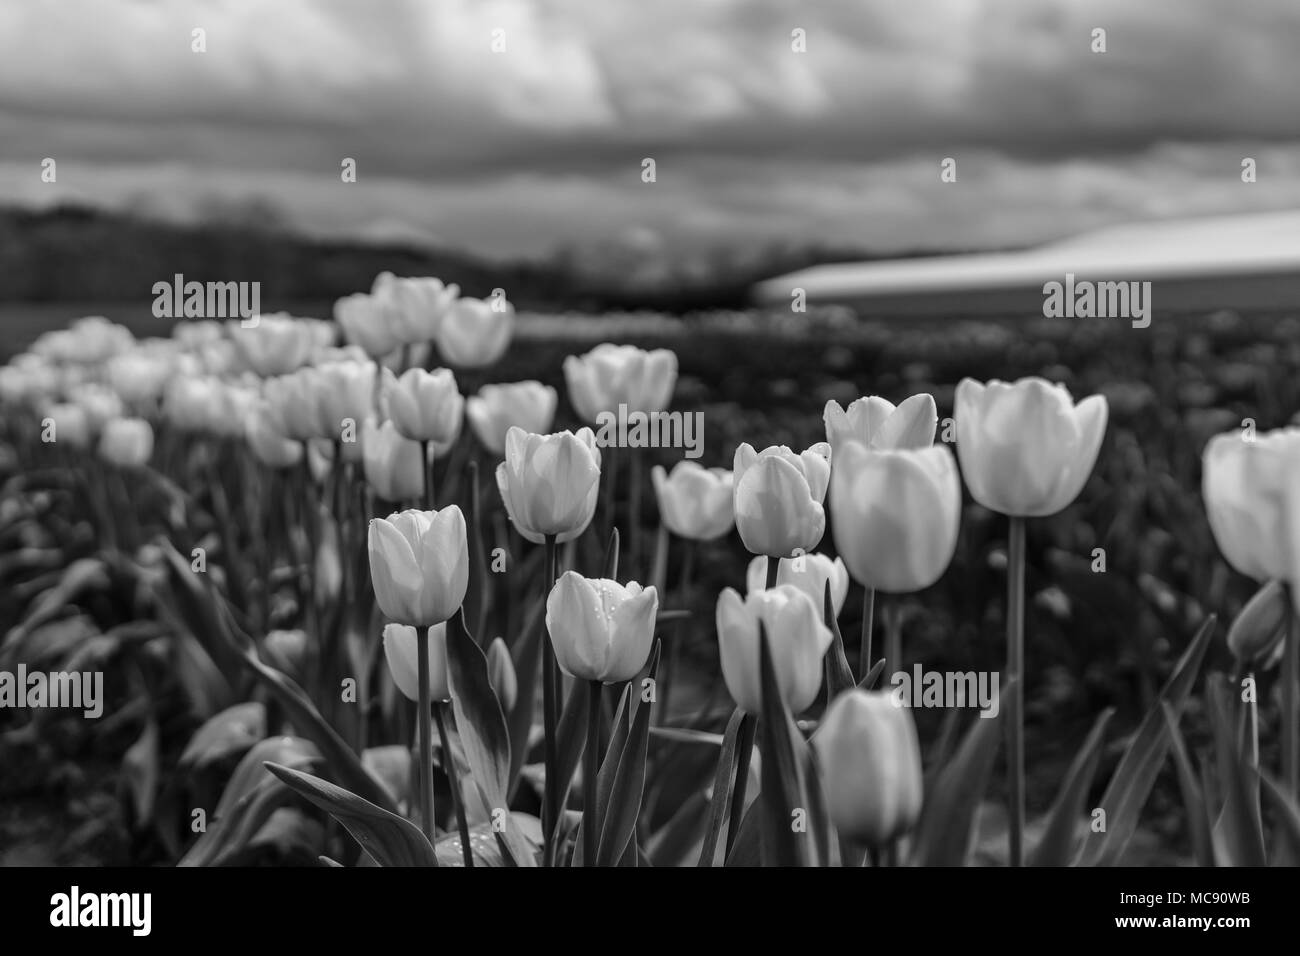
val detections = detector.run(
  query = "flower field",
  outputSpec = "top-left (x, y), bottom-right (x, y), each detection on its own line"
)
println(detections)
top-left (2, 282), bottom-right (1299, 868)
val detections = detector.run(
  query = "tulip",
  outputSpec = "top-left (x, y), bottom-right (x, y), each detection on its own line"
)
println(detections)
top-left (487, 637), bottom-right (518, 712)
top-left (746, 552), bottom-right (849, 615)
top-left (368, 507), bottom-right (469, 627)
top-left (43, 403), bottom-right (91, 449)
top-left (263, 629), bottom-right (309, 684)
top-left (824, 393), bottom-right (937, 456)
top-left (732, 442), bottom-right (830, 558)
top-left (829, 440), bottom-right (960, 593)
top-left (98, 418), bottom-right (154, 467)
top-left (1202, 427), bottom-right (1300, 583)
top-left (814, 689), bottom-right (923, 846)
top-left (164, 377), bottom-right (221, 431)
top-left (652, 461), bottom-right (734, 541)
top-left (563, 344), bottom-right (678, 423)
top-left (106, 351), bottom-right (174, 406)
top-left (230, 314), bottom-right (317, 377)
top-left (382, 622), bottom-right (450, 702)
top-left (386, 276), bottom-right (460, 345)
top-left (955, 377), bottom-right (1108, 518)
top-left (466, 381), bottom-right (558, 457)
top-left (715, 585), bottom-right (832, 714)
top-left (495, 426), bottom-right (602, 544)
top-left (1227, 579), bottom-right (1288, 669)
top-left (362, 418), bottom-right (426, 503)
top-left (437, 296), bottom-right (514, 368)
top-left (382, 367), bottom-right (464, 450)
top-left (546, 571), bottom-right (658, 683)
top-left (314, 360), bottom-right (377, 457)
top-left (263, 368), bottom-right (322, 442)
top-left (336, 292), bottom-right (401, 359)
top-left (245, 404), bottom-right (303, 468)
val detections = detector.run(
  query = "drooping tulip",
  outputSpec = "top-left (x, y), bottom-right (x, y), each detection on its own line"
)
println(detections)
top-left (98, 417), bottom-right (154, 467)
top-left (746, 552), bottom-right (849, 615)
top-left (381, 367), bottom-right (464, 451)
top-left (495, 426), bottom-right (601, 544)
top-left (814, 689), bottom-right (923, 846)
top-left (368, 507), bottom-right (469, 627)
top-left (382, 623), bottom-right (450, 702)
top-left (715, 585), bottom-right (832, 714)
top-left (466, 381), bottom-right (558, 457)
top-left (823, 393), bottom-right (937, 456)
top-left (955, 377), bottom-right (1107, 517)
top-left (437, 296), bottom-right (514, 368)
top-left (362, 418), bottom-right (426, 503)
top-left (563, 343), bottom-right (678, 423)
top-left (546, 571), bottom-right (659, 683)
top-left (732, 442), bottom-right (830, 558)
top-left (830, 440), bottom-right (961, 593)
top-left (652, 461), bottom-right (734, 541)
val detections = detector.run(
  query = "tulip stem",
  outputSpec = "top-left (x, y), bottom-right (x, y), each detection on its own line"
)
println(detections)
top-left (628, 449), bottom-right (643, 578)
top-left (1287, 611), bottom-right (1299, 798)
top-left (435, 703), bottom-right (473, 867)
top-left (1006, 515), bottom-right (1026, 868)
top-left (859, 587), bottom-right (875, 680)
top-left (658, 541), bottom-right (693, 727)
top-left (416, 631), bottom-right (436, 846)
top-left (883, 601), bottom-right (903, 686)
top-left (726, 713), bottom-right (757, 855)
top-left (765, 556), bottom-right (781, 590)
top-left (542, 535), bottom-right (561, 864)
top-left (420, 440), bottom-right (435, 511)
top-left (584, 679), bottom-right (602, 867)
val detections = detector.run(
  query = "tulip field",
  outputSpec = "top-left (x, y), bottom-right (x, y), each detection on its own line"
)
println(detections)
top-left (2, 284), bottom-right (1299, 868)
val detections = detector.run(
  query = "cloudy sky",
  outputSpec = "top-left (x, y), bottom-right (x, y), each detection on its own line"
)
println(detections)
top-left (1, 0), bottom-right (1298, 258)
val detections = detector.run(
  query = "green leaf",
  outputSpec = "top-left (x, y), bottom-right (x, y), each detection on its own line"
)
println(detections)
top-left (179, 702), bottom-right (266, 769)
top-left (858, 658), bottom-right (886, 691)
top-left (1074, 614), bottom-right (1216, 866)
top-left (757, 623), bottom-right (809, 867)
top-left (823, 581), bottom-right (855, 699)
top-left (445, 611), bottom-right (538, 866)
top-left (506, 594), bottom-right (546, 795)
top-left (696, 708), bottom-right (746, 867)
top-left (1207, 676), bottom-right (1266, 867)
top-left (910, 688), bottom-right (1007, 866)
top-left (1160, 703), bottom-right (1214, 867)
top-left (265, 762), bottom-right (438, 867)
top-left (595, 641), bottom-right (662, 866)
top-left (1028, 708), bottom-right (1113, 866)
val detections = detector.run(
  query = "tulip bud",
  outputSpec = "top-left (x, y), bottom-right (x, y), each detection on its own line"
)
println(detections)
top-left (746, 552), bottom-right (849, 615)
top-left (732, 442), bottom-right (830, 558)
top-left (437, 296), bottom-right (514, 368)
top-left (43, 403), bottom-right (91, 449)
top-left (336, 291), bottom-right (401, 359)
top-left (381, 367), bottom-right (464, 449)
top-left (824, 393), bottom-right (937, 457)
top-left (263, 629), bottom-right (309, 683)
top-left (382, 622), bottom-right (450, 702)
top-left (546, 571), bottom-right (658, 683)
top-left (230, 314), bottom-right (317, 377)
top-left (362, 418), bottom-right (426, 503)
top-left (1202, 428), bottom-right (1300, 583)
top-left (563, 343), bottom-right (678, 423)
top-left (830, 440), bottom-right (961, 593)
top-left (495, 426), bottom-right (602, 544)
top-left (466, 381), bottom-right (558, 457)
top-left (652, 461), bottom-right (734, 541)
top-left (98, 417), bottom-right (154, 468)
top-left (955, 377), bottom-right (1107, 518)
top-left (487, 637), bottom-right (518, 712)
top-left (245, 402), bottom-right (303, 469)
top-left (368, 507), bottom-right (469, 627)
top-left (715, 585), bottom-right (832, 714)
top-left (1227, 579), bottom-right (1289, 669)
top-left (814, 689), bottom-right (923, 846)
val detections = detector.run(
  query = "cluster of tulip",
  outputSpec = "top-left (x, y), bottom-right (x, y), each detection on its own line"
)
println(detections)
top-left (6, 268), bottom-right (1300, 868)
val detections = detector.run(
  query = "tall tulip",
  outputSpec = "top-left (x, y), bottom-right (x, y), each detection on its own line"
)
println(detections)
top-left (652, 461), bottom-right (734, 541)
top-left (437, 296), bottom-right (514, 368)
top-left (715, 585), bottom-right (832, 715)
top-left (466, 381), bottom-right (558, 457)
top-left (495, 426), bottom-right (602, 545)
top-left (367, 507), bottom-right (468, 627)
top-left (546, 571), bottom-right (658, 684)
top-left (732, 442), bottom-right (830, 559)
top-left (563, 343), bottom-right (678, 423)
top-left (814, 689), bottom-right (923, 847)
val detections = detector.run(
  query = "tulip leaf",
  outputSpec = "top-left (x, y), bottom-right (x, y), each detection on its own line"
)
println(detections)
top-left (179, 702), bottom-right (267, 769)
top-left (236, 641), bottom-right (399, 813)
top-left (445, 611), bottom-right (538, 866)
top-left (696, 708), bottom-right (747, 867)
top-left (1258, 771), bottom-right (1300, 866)
top-left (574, 682), bottom-right (632, 864)
top-left (603, 527), bottom-right (620, 580)
top-left (649, 790), bottom-right (710, 867)
top-left (823, 581), bottom-right (855, 699)
top-left (595, 641), bottom-right (662, 866)
top-left (650, 726), bottom-right (726, 746)
top-left (1160, 703), bottom-right (1215, 868)
top-left (910, 688), bottom-right (1007, 866)
top-left (1074, 614), bottom-right (1216, 866)
top-left (1206, 676), bottom-right (1266, 867)
top-left (265, 762), bottom-right (438, 867)
top-left (507, 594), bottom-right (546, 796)
top-left (757, 623), bottom-right (811, 867)
top-left (858, 658), bottom-right (887, 691)
top-left (723, 799), bottom-right (763, 867)
top-left (1027, 707), bottom-right (1113, 866)
top-left (554, 674), bottom-right (590, 813)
